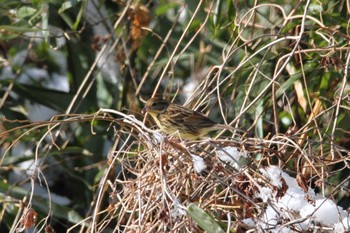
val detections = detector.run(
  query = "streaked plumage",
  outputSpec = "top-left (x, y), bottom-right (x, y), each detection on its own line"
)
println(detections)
top-left (142, 97), bottom-right (236, 139)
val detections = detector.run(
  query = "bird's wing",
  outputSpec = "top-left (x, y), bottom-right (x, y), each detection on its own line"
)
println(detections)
top-left (169, 104), bottom-right (216, 127)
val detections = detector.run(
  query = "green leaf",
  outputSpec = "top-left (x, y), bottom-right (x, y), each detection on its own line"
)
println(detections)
top-left (187, 203), bottom-right (225, 233)
top-left (0, 25), bottom-right (39, 33)
top-left (59, 1), bottom-right (74, 14)
top-left (155, 2), bottom-right (178, 16)
top-left (319, 72), bottom-right (331, 92)
top-left (12, 83), bottom-right (73, 112)
top-left (72, 0), bottom-right (84, 30)
top-left (213, 0), bottom-right (222, 27)
top-left (0, 180), bottom-right (84, 224)
top-left (0, 180), bottom-right (28, 198)
top-left (58, 0), bottom-right (84, 30)
top-left (41, 4), bottom-right (49, 42)
top-left (17, 6), bottom-right (37, 19)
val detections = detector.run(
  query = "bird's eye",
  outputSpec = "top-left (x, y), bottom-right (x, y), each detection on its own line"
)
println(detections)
top-left (151, 102), bottom-right (158, 107)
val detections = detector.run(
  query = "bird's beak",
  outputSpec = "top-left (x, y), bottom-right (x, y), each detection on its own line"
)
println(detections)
top-left (141, 107), bottom-right (148, 114)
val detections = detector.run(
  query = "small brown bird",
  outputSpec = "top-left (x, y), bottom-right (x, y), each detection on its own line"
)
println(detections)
top-left (142, 97), bottom-right (240, 139)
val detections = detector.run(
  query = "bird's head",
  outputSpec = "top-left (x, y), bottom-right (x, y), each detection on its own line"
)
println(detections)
top-left (142, 97), bottom-right (170, 115)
